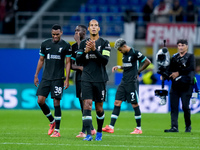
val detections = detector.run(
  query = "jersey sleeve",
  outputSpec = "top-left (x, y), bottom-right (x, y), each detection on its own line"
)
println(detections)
top-left (102, 40), bottom-right (111, 57)
top-left (39, 42), bottom-right (46, 56)
top-left (135, 50), bottom-right (146, 63)
top-left (71, 44), bottom-right (77, 61)
top-left (76, 40), bottom-right (87, 63)
top-left (65, 43), bottom-right (72, 58)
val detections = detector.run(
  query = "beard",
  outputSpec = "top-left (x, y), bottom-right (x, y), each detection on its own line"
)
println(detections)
top-left (91, 33), bottom-right (97, 37)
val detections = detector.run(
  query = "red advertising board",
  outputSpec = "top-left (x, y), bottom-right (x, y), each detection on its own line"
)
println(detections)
top-left (146, 23), bottom-right (198, 46)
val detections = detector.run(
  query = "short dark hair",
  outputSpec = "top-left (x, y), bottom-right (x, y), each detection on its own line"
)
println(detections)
top-left (78, 24), bottom-right (87, 31)
top-left (52, 24), bottom-right (62, 30)
top-left (177, 39), bottom-right (188, 45)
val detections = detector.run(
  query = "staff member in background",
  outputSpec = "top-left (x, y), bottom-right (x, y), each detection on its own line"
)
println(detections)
top-left (164, 39), bottom-right (195, 133)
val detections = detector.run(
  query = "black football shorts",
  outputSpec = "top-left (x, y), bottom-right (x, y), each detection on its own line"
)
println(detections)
top-left (75, 81), bottom-right (81, 98)
top-left (115, 81), bottom-right (139, 104)
top-left (36, 79), bottom-right (64, 100)
top-left (81, 81), bottom-right (106, 102)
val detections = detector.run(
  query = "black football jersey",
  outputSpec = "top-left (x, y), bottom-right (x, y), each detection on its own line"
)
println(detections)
top-left (39, 38), bottom-right (71, 80)
top-left (71, 42), bottom-right (82, 82)
top-left (77, 37), bottom-right (111, 82)
top-left (122, 48), bottom-right (146, 82)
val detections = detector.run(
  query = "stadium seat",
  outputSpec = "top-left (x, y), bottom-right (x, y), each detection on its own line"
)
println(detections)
top-left (87, 0), bottom-right (96, 4)
top-left (107, 0), bottom-right (117, 5)
top-left (84, 15), bottom-right (92, 22)
top-left (70, 15), bottom-right (81, 22)
top-left (105, 16), bottom-right (113, 22)
top-left (129, 0), bottom-right (140, 5)
top-left (97, 0), bottom-right (106, 4)
top-left (98, 5), bottom-right (109, 13)
top-left (118, 0), bottom-right (129, 5)
top-left (87, 5), bottom-right (97, 12)
top-left (109, 6), bottom-right (121, 13)
top-left (93, 16), bottom-right (102, 22)
top-left (79, 4), bottom-right (87, 13)
top-left (113, 16), bottom-right (123, 22)
top-left (194, 0), bottom-right (200, 5)
top-left (63, 25), bottom-right (74, 35)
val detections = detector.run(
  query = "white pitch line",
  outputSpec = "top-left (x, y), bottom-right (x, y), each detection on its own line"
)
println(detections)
top-left (0, 142), bottom-right (199, 149)
top-left (103, 134), bottom-right (199, 139)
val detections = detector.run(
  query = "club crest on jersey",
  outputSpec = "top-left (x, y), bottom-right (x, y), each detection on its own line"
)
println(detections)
top-left (98, 46), bottom-right (101, 51)
top-left (58, 47), bottom-right (63, 53)
top-left (128, 56), bottom-right (131, 62)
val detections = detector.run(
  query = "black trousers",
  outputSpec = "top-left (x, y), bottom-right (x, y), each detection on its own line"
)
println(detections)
top-left (169, 84), bottom-right (193, 128)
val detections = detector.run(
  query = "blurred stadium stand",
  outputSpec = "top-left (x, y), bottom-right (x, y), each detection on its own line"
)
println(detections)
top-left (0, 0), bottom-right (200, 49)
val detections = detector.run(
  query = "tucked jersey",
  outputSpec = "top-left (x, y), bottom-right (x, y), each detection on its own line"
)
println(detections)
top-left (77, 37), bottom-right (111, 82)
top-left (39, 38), bottom-right (71, 80)
top-left (122, 48), bottom-right (146, 82)
top-left (71, 42), bottom-right (82, 82)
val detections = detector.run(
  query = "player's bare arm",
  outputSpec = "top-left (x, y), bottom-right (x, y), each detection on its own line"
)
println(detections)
top-left (112, 66), bottom-right (123, 73)
top-left (34, 56), bottom-right (44, 87)
top-left (64, 57), bottom-right (71, 89)
top-left (138, 58), bottom-right (151, 75)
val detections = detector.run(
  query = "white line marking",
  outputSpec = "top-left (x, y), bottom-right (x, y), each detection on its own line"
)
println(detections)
top-left (0, 142), bottom-right (199, 149)
top-left (103, 134), bottom-right (199, 139)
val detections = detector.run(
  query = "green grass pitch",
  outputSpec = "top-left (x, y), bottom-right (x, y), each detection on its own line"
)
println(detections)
top-left (0, 110), bottom-right (199, 150)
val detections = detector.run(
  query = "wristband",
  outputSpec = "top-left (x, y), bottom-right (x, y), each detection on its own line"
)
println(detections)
top-left (117, 66), bottom-right (121, 69)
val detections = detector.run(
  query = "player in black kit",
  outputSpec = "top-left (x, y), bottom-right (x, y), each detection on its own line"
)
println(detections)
top-left (76, 19), bottom-right (111, 141)
top-left (34, 24), bottom-right (71, 137)
top-left (71, 25), bottom-right (96, 138)
top-left (102, 38), bottom-right (151, 134)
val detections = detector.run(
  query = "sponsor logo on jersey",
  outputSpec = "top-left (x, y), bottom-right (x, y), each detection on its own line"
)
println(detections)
top-left (46, 47), bottom-right (51, 50)
top-left (137, 52), bottom-right (142, 58)
top-left (47, 54), bottom-right (61, 60)
top-left (123, 63), bottom-right (132, 67)
top-left (89, 54), bottom-right (97, 59)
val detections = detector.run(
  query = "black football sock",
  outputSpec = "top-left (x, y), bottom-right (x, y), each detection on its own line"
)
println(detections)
top-left (39, 103), bottom-right (54, 123)
top-left (134, 106), bottom-right (141, 128)
top-left (96, 111), bottom-right (105, 132)
top-left (54, 105), bottom-right (61, 131)
top-left (110, 106), bottom-right (121, 127)
top-left (83, 109), bottom-right (92, 135)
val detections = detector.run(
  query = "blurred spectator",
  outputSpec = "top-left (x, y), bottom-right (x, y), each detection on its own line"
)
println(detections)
top-left (195, 65), bottom-right (200, 75)
top-left (185, 0), bottom-right (198, 22)
top-left (17, 0), bottom-right (41, 12)
top-left (0, 0), bottom-right (6, 33)
top-left (153, 0), bottom-right (171, 23)
top-left (124, 9), bottom-right (138, 23)
top-left (141, 64), bottom-right (158, 84)
top-left (2, 0), bottom-right (18, 34)
top-left (169, 0), bottom-right (183, 22)
top-left (142, 0), bottom-right (154, 22)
